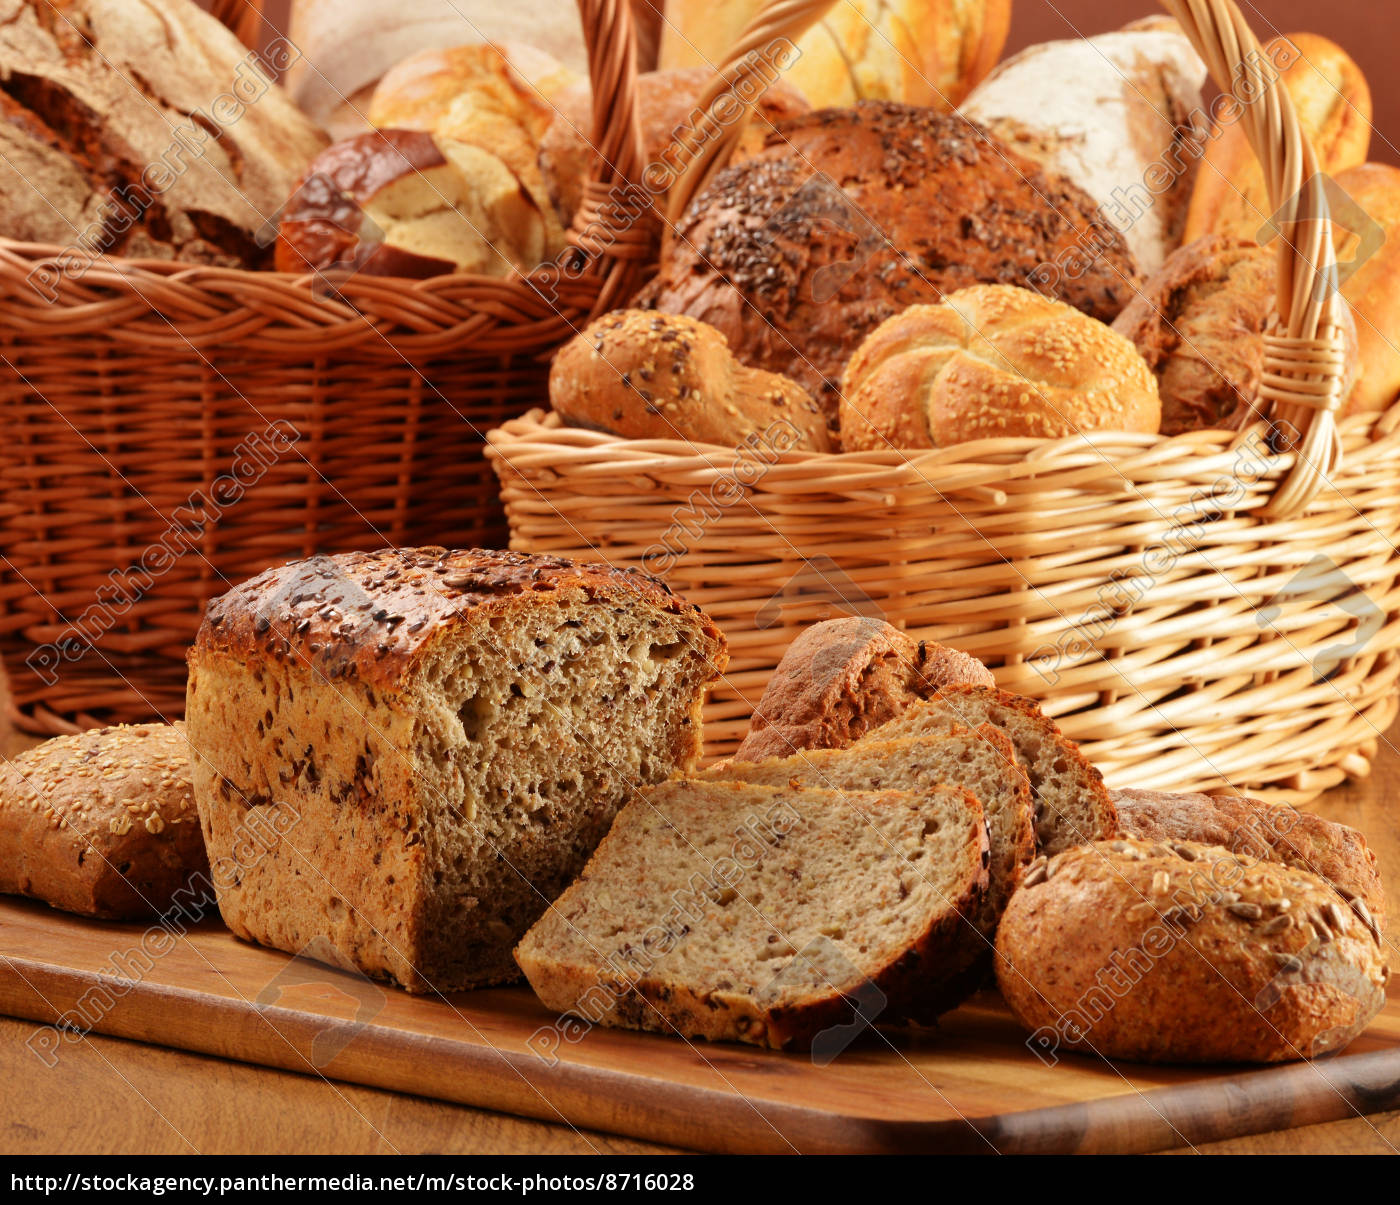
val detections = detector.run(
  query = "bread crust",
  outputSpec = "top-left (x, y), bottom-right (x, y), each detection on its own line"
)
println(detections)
top-left (734, 617), bottom-right (993, 762)
top-left (639, 103), bottom-right (1140, 422)
top-left (1335, 162), bottom-right (1400, 416)
top-left (549, 309), bottom-right (831, 449)
top-left (0, 722), bottom-right (207, 919)
top-left (997, 838), bottom-right (1388, 1063)
top-left (1113, 788), bottom-right (1384, 931)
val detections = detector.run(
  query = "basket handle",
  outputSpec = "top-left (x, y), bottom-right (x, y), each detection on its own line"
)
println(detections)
top-left (1162, 0), bottom-right (1345, 516)
top-left (208, 0), bottom-right (266, 50)
top-left (662, 0), bottom-right (835, 230)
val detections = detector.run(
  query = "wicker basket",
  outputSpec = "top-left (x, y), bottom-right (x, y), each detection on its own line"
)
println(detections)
top-left (488, 0), bottom-right (1400, 799)
top-left (0, 0), bottom-right (650, 735)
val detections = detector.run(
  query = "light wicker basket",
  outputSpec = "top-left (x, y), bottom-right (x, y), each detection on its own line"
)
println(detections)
top-left (0, 0), bottom-right (650, 735)
top-left (488, 0), bottom-right (1400, 799)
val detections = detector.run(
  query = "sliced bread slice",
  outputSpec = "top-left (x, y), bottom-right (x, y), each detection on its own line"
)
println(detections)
top-left (515, 779), bottom-right (989, 1051)
top-left (867, 685), bottom-right (1115, 856)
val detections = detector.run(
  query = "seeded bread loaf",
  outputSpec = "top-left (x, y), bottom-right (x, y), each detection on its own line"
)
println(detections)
top-left (1112, 788), bottom-right (1384, 931)
top-left (996, 838), bottom-right (1388, 1063)
top-left (549, 310), bottom-right (831, 449)
top-left (0, 723), bottom-right (207, 919)
top-left (516, 779), bottom-right (990, 1049)
top-left (186, 548), bottom-right (726, 993)
top-left (701, 724), bottom-right (1034, 1015)
top-left (870, 686), bottom-right (1116, 855)
top-left (733, 617), bottom-right (994, 763)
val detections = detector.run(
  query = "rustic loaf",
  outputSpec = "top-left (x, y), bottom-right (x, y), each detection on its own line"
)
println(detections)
top-left (870, 686), bottom-right (1117, 856)
top-left (186, 548), bottom-right (727, 993)
top-left (0, 0), bottom-right (327, 267)
top-left (960, 23), bottom-right (1207, 274)
top-left (549, 310), bottom-right (831, 449)
top-left (996, 838), bottom-right (1388, 1063)
top-left (516, 778), bottom-right (990, 1049)
top-left (658, 0), bottom-right (1009, 111)
top-left (1112, 234), bottom-right (1358, 435)
top-left (0, 722), bottom-right (207, 919)
top-left (841, 285), bottom-right (1162, 451)
top-left (1182, 33), bottom-right (1371, 245)
top-left (639, 103), bottom-right (1140, 424)
top-left (733, 617), bottom-right (993, 762)
top-left (701, 725), bottom-right (1034, 1014)
top-left (1113, 788), bottom-right (1384, 930)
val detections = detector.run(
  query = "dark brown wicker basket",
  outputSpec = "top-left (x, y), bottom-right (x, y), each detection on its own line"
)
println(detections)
top-left (0, 0), bottom-right (648, 734)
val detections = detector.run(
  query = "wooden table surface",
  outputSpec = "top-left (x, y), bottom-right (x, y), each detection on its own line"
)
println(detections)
top-left (3, 702), bottom-right (1399, 1156)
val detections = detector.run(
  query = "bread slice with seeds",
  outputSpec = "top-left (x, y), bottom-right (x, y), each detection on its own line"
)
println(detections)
top-left (515, 779), bottom-right (990, 1050)
top-left (867, 685), bottom-right (1115, 856)
top-left (698, 724), bottom-right (1032, 1013)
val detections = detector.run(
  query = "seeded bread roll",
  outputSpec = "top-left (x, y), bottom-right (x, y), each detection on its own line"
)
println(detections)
top-left (997, 838), bottom-right (1389, 1064)
top-left (1183, 33), bottom-right (1371, 245)
top-left (549, 310), bottom-right (831, 450)
top-left (1112, 235), bottom-right (1359, 435)
top-left (841, 285), bottom-right (1161, 451)
top-left (1112, 788), bottom-right (1384, 931)
top-left (187, 548), bottom-right (726, 993)
top-left (0, 723), bottom-right (207, 919)
top-left (870, 685), bottom-right (1117, 856)
top-left (734, 617), bottom-right (993, 762)
top-left (639, 103), bottom-right (1140, 426)
top-left (516, 779), bottom-right (991, 1049)
top-left (701, 724), bottom-right (1035, 1015)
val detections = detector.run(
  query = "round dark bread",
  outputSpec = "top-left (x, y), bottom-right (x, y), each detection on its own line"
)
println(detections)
top-left (1112, 788), bottom-right (1384, 932)
top-left (0, 722), bottom-right (207, 919)
top-left (639, 102), bottom-right (1140, 424)
top-left (996, 838), bottom-right (1388, 1064)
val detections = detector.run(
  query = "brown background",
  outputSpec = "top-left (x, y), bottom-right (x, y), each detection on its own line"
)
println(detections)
top-left (245, 0), bottom-right (1396, 162)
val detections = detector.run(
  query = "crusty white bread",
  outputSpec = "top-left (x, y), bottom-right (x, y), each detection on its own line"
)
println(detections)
top-left (868, 685), bottom-right (1116, 856)
top-left (841, 285), bottom-right (1161, 451)
top-left (516, 779), bottom-right (990, 1050)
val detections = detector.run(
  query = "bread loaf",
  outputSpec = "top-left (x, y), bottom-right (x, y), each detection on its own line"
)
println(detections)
top-left (538, 67), bottom-right (809, 225)
top-left (0, 723), bottom-right (207, 919)
top-left (841, 285), bottom-right (1161, 451)
top-left (0, 0), bottom-right (327, 267)
top-left (640, 104), bottom-right (1140, 423)
top-left (959, 24), bottom-right (1207, 274)
top-left (275, 130), bottom-right (547, 279)
top-left (733, 617), bottom-right (993, 763)
top-left (1113, 788), bottom-right (1384, 930)
top-left (549, 310), bottom-right (831, 450)
top-left (871, 686), bottom-right (1117, 856)
top-left (1335, 163), bottom-right (1400, 416)
top-left (516, 779), bottom-right (990, 1049)
top-left (1182, 33), bottom-right (1371, 245)
top-left (186, 548), bottom-right (726, 993)
top-left (1112, 235), bottom-right (1358, 434)
top-left (367, 41), bottom-right (578, 256)
top-left (701, 724), bottom-right (1035, 1015)
top-left (996, 838), bottom-right (1388, 1063)
top-left (658, 0), bottom-right (1010, 110)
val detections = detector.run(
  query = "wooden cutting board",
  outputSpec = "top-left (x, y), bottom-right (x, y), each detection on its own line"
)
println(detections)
top-left (2, 895), bottom-right (1398, 1155)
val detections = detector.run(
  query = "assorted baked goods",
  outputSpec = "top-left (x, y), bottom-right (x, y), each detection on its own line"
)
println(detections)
top-left (638, 102), bottom-right (1140, 424)
top-left (733, 616), bottom-right (994, 762)
top-left (185, 548), bottom-right (726, 993)
top-left (0, 723), bottom-right (207, 919)
top-left (658, 0), bottom-right (1010, 111)
top-left (1182, 33), bottom-right (1372, 245)
top-left (549, 310), bottom-right (831, 449)
top-left (0, 0), bottom-right (327, 266)
top-left (841, 285), bottom-right (1162, 451)
top-left (516, 778), bottom-right (991, 1050)
top-left (960, 22), bottom-right (1207, 274)
top-left (275, 129), bottom-right (549, 279)
top-left (996, 838), bottom-right (1388, 1063)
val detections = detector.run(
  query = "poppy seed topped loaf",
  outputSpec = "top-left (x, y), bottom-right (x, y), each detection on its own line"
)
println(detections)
top-left (186, 548), bottom-right (727, 992)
